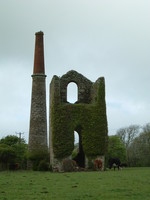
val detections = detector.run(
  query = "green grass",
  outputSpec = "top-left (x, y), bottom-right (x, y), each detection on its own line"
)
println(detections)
top-left (0, 168), bottom-right (150, 200)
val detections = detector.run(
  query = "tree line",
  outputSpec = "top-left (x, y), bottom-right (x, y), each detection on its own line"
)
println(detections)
top-left (0, 122), bottom-right (150, 170)
top-left (0, 135), bottom-right (27, 170)
top-left (109, 123), bottom-right (150, 167)
top-left (0, 135), bottom-right (49, 171)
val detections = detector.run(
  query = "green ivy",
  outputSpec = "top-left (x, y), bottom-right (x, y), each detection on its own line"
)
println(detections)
top-left (51, 77), bottom-right (108, 159)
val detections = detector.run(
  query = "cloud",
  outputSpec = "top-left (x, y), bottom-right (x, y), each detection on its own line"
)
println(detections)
top-left (0, 0), bottom-right (150, 141)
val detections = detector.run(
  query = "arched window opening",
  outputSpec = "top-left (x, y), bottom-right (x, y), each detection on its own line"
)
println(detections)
top-left (67, 82), bottom-right (78, 103)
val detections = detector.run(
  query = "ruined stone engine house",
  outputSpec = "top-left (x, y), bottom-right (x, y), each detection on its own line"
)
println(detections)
top-left (29, 32), bottom-right (108, 171)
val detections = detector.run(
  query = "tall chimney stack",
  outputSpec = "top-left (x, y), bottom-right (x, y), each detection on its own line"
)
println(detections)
top-left (33, 31), bottom-right (45, 74)
top-left (28, 31), bottom-right (47, 156)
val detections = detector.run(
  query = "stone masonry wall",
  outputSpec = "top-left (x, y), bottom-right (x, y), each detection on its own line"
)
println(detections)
top-left (49, 70), bottom-right (108, 171)
top-left (29, 75), bottom-right (47, 151)
top-left (60, 70), bottom-right (93, 103)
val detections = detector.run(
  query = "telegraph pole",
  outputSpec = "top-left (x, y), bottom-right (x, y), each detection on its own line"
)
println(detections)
top-left (16, 132), bottom-right (24, 143)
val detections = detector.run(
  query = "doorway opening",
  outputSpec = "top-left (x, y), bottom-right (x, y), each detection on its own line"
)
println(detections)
top-left (72, 128), bottom-right (85, 168)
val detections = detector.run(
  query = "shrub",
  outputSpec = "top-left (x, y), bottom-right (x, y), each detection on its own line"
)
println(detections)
top-left (27, 150), bottom-right (49, 171)
top-left (0, 144), bottom-right (16, 170)
top-left (72, 146), bottom-right (79, 159)
top-left (38, 160), bottom-right (49, 171)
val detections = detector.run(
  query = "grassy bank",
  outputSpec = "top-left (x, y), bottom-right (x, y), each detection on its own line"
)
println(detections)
top-left (0, 168), bottom-right (150, 200)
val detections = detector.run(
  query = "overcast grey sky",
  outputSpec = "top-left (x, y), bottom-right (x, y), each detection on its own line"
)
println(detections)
top-left (0, 0), bottom-right (150, 142)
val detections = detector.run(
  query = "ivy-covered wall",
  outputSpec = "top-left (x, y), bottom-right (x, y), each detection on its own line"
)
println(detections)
top-left (49, 70), bottom-right (108, 170)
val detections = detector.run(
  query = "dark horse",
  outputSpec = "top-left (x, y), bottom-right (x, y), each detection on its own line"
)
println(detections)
top-left (108, 158), bottom-right (121, 170)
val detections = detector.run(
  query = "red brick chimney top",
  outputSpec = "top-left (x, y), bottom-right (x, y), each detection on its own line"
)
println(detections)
top-left (33, 31), bottom-right (45, 74)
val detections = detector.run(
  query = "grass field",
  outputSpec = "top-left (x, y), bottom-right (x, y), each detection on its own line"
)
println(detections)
top-left (0, 168), bottom-right (150, 200)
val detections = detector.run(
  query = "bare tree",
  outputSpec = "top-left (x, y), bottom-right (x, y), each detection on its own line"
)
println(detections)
top-left (128, 123), bottom-right (150, 167)
top-left (116, 125), bottom-right (141, 166)
top-left (116, 125), bottom-right (140, 149)
top-left (142, 123), bottom-right (150, 134)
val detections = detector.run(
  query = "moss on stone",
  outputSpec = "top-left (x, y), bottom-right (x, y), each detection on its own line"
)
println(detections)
top-left (50, 71), bottom-right (108, 162)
